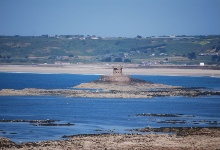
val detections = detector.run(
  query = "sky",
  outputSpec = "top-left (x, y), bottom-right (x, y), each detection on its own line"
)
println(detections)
top-left (0, 0), bottom-right (220, 37)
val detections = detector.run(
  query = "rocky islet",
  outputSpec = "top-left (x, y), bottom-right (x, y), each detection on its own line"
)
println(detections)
top-left (0, 75), bottom-right (219, 98)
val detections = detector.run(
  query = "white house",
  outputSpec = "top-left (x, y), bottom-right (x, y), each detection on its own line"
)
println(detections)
top-left (200, 62), bottom-right (205, 66)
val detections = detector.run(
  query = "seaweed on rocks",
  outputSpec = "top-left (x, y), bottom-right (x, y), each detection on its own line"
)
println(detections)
top-left (0, 119), bottom-right (74, 126)
top-left (135, 113), bottom-right (185, 117)
top-left (157, 120), bottom-right (187, 124)
top-left (131, 127), bottom-right (220, 137)
top-left (0, 119), bottom-right (58, 123)
top-left (33, 123), bottom-right (75, 126)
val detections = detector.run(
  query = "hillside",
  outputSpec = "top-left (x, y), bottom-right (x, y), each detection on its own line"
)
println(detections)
top-left (0, 35), bottom-right (220, 65)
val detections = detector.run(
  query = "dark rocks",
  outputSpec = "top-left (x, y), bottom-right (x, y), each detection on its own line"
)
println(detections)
top-left (135, 113), bottom-right (185, 117)
top-left (9, 132), bottom-right (17, 134)
top-left (130, 112), bottom-right (220, 136)
top-left (29, 119), bottom-right (57, 124)
top-left (0, 119), bottom-right (75, 126)
top-left (157, 120), bottom-right (187, 124)
top-left (132, 127), bottom-right (220, 137)
top-left (132, 112), bottom-right (219, 126)
top-left (33, 123), bottom-right (75, 126)
top-left (0, 119), bottom-right (57, 123)
top-left (1, 84), bottom-right (220, 98)
top-left (0, 137), bottom-right (17, 148)
top-left (192, 120), bottom-right (220, 125)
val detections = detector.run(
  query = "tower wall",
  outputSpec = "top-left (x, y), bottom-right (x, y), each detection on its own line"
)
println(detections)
top-left (99, 75), bottom-right (131, 83)
top-left (113, 66), bottom-right (123, 76)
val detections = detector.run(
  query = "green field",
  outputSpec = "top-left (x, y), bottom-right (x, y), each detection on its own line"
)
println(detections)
top-left (0, 35), bottom-right (220, 65)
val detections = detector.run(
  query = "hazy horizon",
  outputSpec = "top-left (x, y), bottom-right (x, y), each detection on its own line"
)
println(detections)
top-left (1, 34), bottom-right (220, 38)
top-left (1, 0), bottom-right (220, 37)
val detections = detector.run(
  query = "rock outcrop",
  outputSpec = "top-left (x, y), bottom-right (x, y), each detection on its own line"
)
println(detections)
top-left (98, 75), bottom-right (132, 83)
top-left (1, 128), bottom-right (220, 150)
top-left (0, 137), bottom-right (17, 149)
top-left (0, 71), bottom-right (219, 98)
top-left (0, 84), bottom-right (220, 98)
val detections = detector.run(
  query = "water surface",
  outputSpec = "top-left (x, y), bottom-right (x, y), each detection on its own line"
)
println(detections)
top-left (0, 73), bottom-right (220, 143)
top-left (0, 96), bottom-right (219, 143)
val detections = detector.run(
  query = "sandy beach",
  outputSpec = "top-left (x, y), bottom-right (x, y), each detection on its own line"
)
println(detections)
top-left (0, 64), bottom-right (220, 76)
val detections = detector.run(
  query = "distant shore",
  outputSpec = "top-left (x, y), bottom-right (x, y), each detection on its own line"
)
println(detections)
top-left (0, 64), bottom-right (220, 77)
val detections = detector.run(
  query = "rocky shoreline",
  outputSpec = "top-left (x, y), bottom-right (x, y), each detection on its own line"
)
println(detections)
top-left (0, 79), bottom-right (219, 98)
top-left (1, 127), bottom-right (220, 149)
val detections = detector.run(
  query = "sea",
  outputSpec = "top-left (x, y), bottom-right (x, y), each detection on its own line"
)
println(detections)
top-left (0, 73), bottom-right (220, 143)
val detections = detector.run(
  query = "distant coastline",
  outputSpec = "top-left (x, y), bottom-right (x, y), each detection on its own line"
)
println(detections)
top-left (0, 64), bottom-right (220, 77)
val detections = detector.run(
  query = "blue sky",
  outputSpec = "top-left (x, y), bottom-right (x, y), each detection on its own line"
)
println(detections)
top-left (0, 0), bottom-right (220, 37)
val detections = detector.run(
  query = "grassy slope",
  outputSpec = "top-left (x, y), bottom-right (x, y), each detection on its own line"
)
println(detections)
top-left (0, 35), bottom-right (219, 65)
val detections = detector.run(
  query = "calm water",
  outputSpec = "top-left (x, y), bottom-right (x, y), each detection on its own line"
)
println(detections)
top-left (0, 73), bottom-right (220, 90)
top-left (0, 73), bottom-right (99, 90)
top-left (0, 73), bottom-right (220, 143)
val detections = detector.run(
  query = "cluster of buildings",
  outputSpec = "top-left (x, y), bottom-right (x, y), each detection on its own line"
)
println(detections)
top-left (199, 52), bottom-right (219, 56)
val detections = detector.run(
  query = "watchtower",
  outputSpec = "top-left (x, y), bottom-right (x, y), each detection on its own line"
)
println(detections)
top-left (113, 66), bottom-right (123, 76)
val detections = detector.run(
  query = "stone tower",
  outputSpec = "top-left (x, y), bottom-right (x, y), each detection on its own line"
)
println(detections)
top-left (113, 66), bottom-right (123, 76)
top-left (97, 66), bottom-right (131, 83)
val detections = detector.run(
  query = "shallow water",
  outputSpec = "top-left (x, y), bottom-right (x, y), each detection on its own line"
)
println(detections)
top-left (132, 75), bottom-right (220, 90)
top-left (0, 96), bottom-right (220, 143)
top-left (0, 73), bottom-right (220, 90)
top-left (0, 73), bottom-right (99, 90)
top-left (0, 73), bottom-right (220, 143)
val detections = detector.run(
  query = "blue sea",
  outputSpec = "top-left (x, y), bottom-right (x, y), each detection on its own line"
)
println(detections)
top-left (0, 73), bottom-right (220, 143)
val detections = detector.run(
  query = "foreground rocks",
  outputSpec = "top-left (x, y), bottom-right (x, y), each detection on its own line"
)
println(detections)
top-left (1, 128), bottom-right (220, 150)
